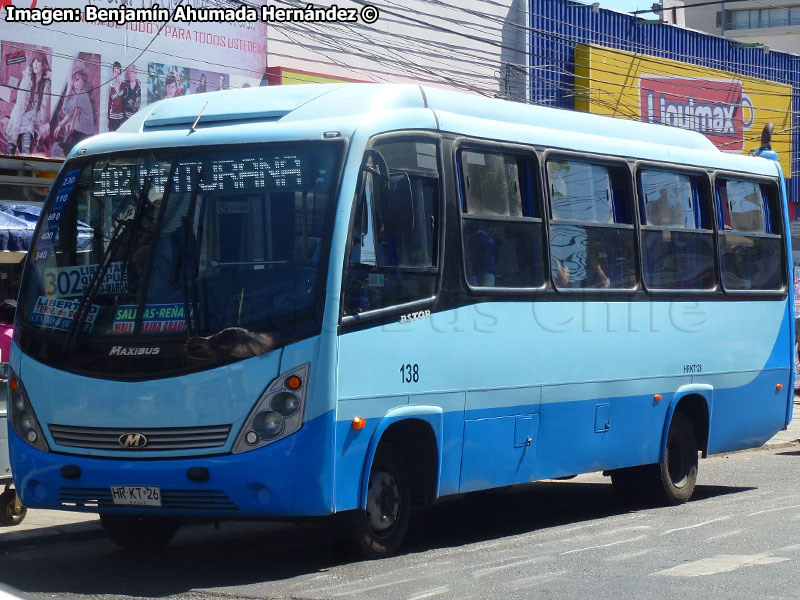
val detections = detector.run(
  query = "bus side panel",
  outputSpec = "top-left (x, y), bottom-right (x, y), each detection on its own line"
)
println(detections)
top-left (535, 383), bottom-right (681, 479)
top-left (702, 303), bottom-right (792, 454)
top-left (702, 370), bottom-right (790, 454)
top-left (459, 387), bottom-right (540, 493)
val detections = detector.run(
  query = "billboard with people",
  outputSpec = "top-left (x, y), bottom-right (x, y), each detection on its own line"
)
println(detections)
top-left (0, 0), bottom-right (268, 160)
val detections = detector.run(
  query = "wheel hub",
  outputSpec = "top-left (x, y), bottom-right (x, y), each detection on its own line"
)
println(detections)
top-left (11, 494), bottom-right (24, 517)
top-left (365, 469), bottom-right (400, 533)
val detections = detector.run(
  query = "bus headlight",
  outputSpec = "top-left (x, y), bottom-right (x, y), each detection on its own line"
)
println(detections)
top-left (232, 363), bottom-right (309, 454)
top-left (271, 392), bottom-right (300, 417)
top-left (7, 369), bottom-right (49, 452)
top-left (253, 410), bottom-right (284, 438)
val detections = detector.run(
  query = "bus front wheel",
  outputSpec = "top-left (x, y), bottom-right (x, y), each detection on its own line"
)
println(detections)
top-left (0, 488), bottom-right (27, 526)
top-left (100, 513), bottom-right (180, 551)
top-left (348, 442), bottom-right (410, 559)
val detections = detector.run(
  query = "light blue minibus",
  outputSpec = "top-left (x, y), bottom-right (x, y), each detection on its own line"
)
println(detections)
top-left (8, 84), bottom-right (793, 557)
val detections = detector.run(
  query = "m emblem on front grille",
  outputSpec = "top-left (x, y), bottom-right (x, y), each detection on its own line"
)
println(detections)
top-left (119, 433), bottom-right (148, 448)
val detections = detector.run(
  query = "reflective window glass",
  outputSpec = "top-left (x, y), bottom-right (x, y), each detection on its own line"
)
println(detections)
top-left (548, 160), bottom-right (613, 223)
top-left (462, 151), bottom-right (527, 217)
top-left (720, 179), bottom-right (766, 233)
top-left (640, 170), bottom-right (698, 228)
top-left (550, 224), bottom-right (636, 289)
top-left (717, 178), bottom-right (783, 291)
top-left (460, 149), bottom-right (544, 289)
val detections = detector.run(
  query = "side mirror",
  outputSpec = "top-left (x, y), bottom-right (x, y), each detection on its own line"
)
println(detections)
top-left (384, 172), bottom-right (414, 234)
top-left (360, 150), bottom-right (415, 235)
top-left (760, 122), bottom-right (773, 151)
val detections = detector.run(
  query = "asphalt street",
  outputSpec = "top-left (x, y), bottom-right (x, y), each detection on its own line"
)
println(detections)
top-left (0, 442), bottom-right (799, 600)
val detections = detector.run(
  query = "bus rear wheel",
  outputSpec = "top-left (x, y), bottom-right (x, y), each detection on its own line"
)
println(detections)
top-left (100, 513), bottom-right (180, 551)
top-left (348, 442), bottom-right (410, 559)
top-left (654, 411), bottom-right (698, 505)
top-left (610, 411), bottom-right (698, 505)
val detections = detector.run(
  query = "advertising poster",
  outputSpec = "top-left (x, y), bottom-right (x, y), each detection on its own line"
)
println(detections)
top-left (49, 52), bottom-right (101, 160)
top-left (0, 0), bottom-right (268, 160)
top-left (188, 68), bottom-right (230, 94)
top-left (0, 42), bottom-right (54, 158)
top-left (574, 44), bottom-right (793, 179)
top-left (147, 62), bottom-right (190, 103)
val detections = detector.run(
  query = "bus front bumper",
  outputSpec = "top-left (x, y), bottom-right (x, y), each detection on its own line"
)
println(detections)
top-left (8, 412), bottom-right (335, 518)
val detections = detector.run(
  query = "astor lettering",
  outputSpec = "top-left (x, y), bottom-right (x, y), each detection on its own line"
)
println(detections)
top-left (400, 309), bottom-right (431, 324)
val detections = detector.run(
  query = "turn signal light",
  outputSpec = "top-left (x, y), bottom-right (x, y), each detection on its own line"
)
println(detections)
top-left (9, 379), bottom-right (18, 392)
top-left (286, 375), bottom-right (302, 390)
top-left (776, 383), bottom-right (784, 391)
top-left (352, 417), bottom-right (366, 430)
top-left (654, 394), bottom-right (662, 402)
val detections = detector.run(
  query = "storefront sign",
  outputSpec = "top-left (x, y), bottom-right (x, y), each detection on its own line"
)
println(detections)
top-left (574, 44), bottom-right (792, 177)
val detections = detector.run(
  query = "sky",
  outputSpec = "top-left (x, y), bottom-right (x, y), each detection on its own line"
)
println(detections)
top-left (595, 0), bottom-right (657, 16)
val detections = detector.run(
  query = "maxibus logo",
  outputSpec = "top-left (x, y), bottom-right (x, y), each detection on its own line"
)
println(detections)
top-left (109, 346), bottom-right (161, 356)
top-left (639, 76), bottom-right (754, 152)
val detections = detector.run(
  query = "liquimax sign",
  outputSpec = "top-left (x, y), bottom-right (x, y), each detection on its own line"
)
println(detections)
top-left (574, 44), bottom-right (792, 176)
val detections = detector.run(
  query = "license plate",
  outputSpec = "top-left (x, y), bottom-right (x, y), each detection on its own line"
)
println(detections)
top-left (110, 486), bottom-right (162, 507)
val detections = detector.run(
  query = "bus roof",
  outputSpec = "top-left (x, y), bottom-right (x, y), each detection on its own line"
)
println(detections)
top-left (120, 83), bottom-right (711, 149)
top-left (82, 83), bottom-right (777, 177)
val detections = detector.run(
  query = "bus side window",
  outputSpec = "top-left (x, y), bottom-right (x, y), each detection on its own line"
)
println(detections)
top-left (639, 169), bottom-right (715, 291)
top-left (547, 159), bottom-right (635, 290)
top-left (459, 149), bottom-right (543, 289)
top-left (717, 178), bottom-right (784, 291)
top-left (343, 140), bottom-right (439, 316)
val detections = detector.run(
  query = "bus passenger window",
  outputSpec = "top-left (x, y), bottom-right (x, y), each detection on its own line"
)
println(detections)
top-left (459, 149), bottom-right (543, 289)
top-left (547, 159), bottom-right (635, 290)
top-left (639, 169), bottom-right (715, 291)
top-left (717, 179), bottom-right (783, 291)
top-left (343, 140), bottom-right (439, 316)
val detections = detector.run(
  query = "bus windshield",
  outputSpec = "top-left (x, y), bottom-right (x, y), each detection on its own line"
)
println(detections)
top-left (18, 141), bottom-right (343, 345)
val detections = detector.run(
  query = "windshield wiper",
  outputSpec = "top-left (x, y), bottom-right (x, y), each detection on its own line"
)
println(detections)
top-left (65, 181), bottom-right (151, 350)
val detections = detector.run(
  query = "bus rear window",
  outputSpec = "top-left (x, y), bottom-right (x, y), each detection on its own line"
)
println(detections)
top-left (717, 178), bottom-right (783, 291)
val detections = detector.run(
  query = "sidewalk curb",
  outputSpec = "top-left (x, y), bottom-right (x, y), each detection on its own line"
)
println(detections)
top-left (762, 439), bottom-right (800, 450)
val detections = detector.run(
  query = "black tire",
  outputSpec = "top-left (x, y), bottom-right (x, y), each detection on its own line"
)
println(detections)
top-left (654, 411), bottom-right (698, 505)
top-left (0, 489), bottom-right (27, 526)
top-left (100, 513), bottom-right (180, 551)
top-left (347, 442), bottom-right (411, 559)
top-left (610, 412), bottom-right (698, 506)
